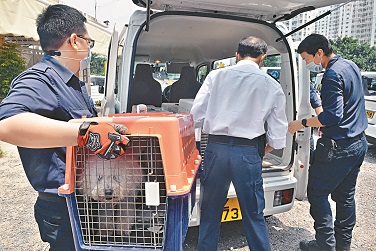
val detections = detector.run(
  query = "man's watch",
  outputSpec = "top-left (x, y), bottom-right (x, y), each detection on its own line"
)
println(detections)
top-left (301, 118), bottom-right (308, 127)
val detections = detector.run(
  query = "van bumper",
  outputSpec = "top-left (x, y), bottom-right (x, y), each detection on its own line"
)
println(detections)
top-left (188, 174), bottom-right (297, 226)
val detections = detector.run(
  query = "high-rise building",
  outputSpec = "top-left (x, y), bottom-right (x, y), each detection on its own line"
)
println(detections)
top-left (284, 0), bottom-right (376, 46)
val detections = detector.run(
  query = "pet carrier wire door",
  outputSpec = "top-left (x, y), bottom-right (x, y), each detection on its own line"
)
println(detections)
top-left (59, 113), bottom-right (201, 251)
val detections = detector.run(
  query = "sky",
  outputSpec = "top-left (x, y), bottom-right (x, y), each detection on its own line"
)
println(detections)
top-left (60, 0), bottom-right (141, 29)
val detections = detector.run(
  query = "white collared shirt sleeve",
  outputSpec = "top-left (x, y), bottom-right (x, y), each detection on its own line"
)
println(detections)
top-left (265, 89), bottom-right (288, 149)
top-left (191, 74), bottom-right (211, 128)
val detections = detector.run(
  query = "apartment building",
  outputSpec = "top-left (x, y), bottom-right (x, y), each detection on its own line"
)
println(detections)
top-left (284, 0), bottom-right (376, 46)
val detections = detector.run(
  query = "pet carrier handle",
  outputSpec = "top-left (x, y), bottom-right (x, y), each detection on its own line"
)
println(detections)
top-left (77, 121), bottom-right (130, 160)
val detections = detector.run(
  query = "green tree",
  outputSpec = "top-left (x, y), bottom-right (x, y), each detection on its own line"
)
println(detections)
top-left (0, 42), bottom-right (26, 97)
top-left (263, 55), bottom-right (280, 67)
top-left (90, 53), bottom-right (107, 76)
top-left (330, 36), bottom-right (376, 71)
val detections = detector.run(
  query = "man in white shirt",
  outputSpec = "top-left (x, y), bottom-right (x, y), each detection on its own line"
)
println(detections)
top-left (191, 36), bottom-right (288, 251)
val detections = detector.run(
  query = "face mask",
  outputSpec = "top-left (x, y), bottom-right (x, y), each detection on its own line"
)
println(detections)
top-left (79, 48), bottom-right (91, 82)
top-left (80, 48), bottom-right (91, 70)
top-left (306, 61), bottom-right (323, 72)
top-left (306, 53), bottom-right (323, 72)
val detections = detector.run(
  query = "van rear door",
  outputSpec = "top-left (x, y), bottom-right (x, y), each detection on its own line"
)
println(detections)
top-left (133, 0), bottom-right (352, 21)
top-left (109, 0), bottom-right (353, 208)
top-left (101, 29), bottom-right (119, 115)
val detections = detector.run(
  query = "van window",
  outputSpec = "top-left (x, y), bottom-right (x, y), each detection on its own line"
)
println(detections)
top-left (197, 65), bottom-right (208, 83)
top-left (262, 55), bottom-right (281, 81)
top-left (90, 76), bottom-right (105, 86)
top-left (212, 56), bottom-right (282, 81)
top-left (362, 72), bottom-right (376, 94)
top-left (210, 56), bottom-right (284, 84)
top-left (263, 55), bottom-right (281, 68)
top-left (213, 58), bottom-right (236, 70)
top-left (134, 62), bottom-right (192, 91)
top-left (261, 67), bottom-right (281, 81)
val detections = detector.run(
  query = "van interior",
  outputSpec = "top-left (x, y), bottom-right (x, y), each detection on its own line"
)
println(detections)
top-left (116, 11), bottom-right (297, 173)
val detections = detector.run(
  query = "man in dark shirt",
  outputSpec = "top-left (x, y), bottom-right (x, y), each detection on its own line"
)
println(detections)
top-left (288, 34), bottom-right (368, 251)
top-left (0, 5), bottom-right (128, 250)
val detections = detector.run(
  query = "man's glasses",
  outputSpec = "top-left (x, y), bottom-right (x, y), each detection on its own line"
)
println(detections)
top-left (77, 35), bottom-right (95, 49)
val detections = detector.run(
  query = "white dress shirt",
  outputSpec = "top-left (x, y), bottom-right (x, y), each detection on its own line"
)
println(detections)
top-left (191, 59), bottom-right (288, 149)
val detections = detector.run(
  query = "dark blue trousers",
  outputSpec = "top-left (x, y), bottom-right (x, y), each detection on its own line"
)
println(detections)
top-left (308, 134), bottom-right (367, 250)
top-left (34, 195), bottom-right (75, 251)
top-left (197, 140), bottom-right (271, 251)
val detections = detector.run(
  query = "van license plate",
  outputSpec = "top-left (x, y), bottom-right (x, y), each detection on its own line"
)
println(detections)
top-left (222, 198), bottom-right (242, 222)
top-left (366, 110), bottom-right (375, 119)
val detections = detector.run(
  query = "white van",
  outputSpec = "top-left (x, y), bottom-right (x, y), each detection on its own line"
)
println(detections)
top-left (362, 72), bottom-right (376, 144)
top-left (101, 0), bottom-right (349, 227)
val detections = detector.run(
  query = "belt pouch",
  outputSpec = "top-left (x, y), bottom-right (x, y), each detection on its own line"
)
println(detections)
top-left (315, 137), bottom-right (337, 162)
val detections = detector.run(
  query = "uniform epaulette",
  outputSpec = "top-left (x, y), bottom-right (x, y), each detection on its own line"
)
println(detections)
top-left (30, 62), bottom-right (50, 73)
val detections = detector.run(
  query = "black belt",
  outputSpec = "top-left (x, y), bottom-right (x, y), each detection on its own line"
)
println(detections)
top-left (38, 192), bottom-right (66, 202)
top-left (323, 132), bottom-right (364, 143)
top-left (208, 134), bottom-right (258, 146)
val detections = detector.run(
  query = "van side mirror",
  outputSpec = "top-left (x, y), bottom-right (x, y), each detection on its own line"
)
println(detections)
top-left (98, 86), bottom-right (105, 94)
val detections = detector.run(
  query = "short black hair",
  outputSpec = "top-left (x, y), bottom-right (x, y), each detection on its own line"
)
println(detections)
top-left (237, 36), bottom-right (267, 58)
top-left (297, 34), bottom-right (334, 56)
top-left (36, 4), bottom-right (87, 51)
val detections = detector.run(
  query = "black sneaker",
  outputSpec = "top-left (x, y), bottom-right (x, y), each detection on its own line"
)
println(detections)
top-left (300, 240), bottom-right (330, 251)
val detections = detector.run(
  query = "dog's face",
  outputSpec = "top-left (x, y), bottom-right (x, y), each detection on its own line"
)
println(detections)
top-left (76, 154), bottom-right (144, 202)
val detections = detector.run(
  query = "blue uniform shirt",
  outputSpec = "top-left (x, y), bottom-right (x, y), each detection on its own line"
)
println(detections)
top-left (0, 54), bottom-right (97, 194)
top-left (318, 55), bottom-right (367, 140)
top-left (310, 82), bottom-right (321, 109)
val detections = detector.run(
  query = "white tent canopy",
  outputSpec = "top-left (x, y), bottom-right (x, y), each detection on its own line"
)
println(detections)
top-left (0, 0), bottom-right (111, 55)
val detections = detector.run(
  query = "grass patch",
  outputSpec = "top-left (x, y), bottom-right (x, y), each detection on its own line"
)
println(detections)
top-left (0, 147), bottom-right (4, 158)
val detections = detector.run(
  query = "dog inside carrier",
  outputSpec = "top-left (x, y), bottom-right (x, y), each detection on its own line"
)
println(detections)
top-left (59, 113), bottom-right (201, 250)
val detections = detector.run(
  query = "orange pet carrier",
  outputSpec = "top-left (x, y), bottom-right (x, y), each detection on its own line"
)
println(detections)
top-left (58, 113), bottom-right (201, 250)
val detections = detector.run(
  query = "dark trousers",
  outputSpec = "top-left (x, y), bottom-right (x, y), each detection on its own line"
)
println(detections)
top-left (308, 134), bottom-right (367, 250)
top-left (198, 136), bottom-right (271, 251)
top-left (34, 194), bottom-right (75, 251)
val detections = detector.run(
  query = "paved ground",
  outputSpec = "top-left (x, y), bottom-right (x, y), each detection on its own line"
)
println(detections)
top-left (0, 141), bottom-right (375, 250)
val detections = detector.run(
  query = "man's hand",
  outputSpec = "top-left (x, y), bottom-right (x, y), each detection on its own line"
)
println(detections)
top-left (288, 120), bottom-right (304, 135)
top-left (77, 122), bottom-right (129, 160)
top-left (264, 144), bottom-right (274, 156)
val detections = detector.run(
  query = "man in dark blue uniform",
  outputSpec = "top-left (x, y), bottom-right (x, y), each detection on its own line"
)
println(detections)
top-left (0, 5), bottom-right (128, 250)
top-left (288, 34), bottom-right (368, 251)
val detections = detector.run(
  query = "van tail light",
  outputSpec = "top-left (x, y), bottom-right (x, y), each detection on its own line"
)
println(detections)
top-left (273, 188), bottom-right (294, 207)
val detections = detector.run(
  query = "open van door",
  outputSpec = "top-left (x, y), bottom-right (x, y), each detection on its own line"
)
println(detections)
top-left (103, 0), bottom-right (354, 230)
top-left (133, 0), bottom-right (352, 21)
top-left (129, 0), bottom-right (352, 199)
top-left (294, 56), bottom-right (313, 200)
top-left (100, 28), bottom-right (119, 115)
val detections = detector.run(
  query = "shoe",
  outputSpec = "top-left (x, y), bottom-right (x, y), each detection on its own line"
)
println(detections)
top-left (299, 240), bottom-right (331, 251)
